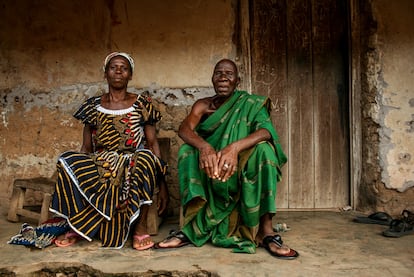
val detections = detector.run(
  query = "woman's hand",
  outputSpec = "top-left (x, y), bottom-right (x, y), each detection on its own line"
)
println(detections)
top-left (80, 124), bottom-right (94, 153)
top-left (157, 179), bottom-right (169, 217)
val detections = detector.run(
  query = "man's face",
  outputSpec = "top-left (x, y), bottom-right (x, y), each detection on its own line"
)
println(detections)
top-left (212, 60), bottom-right (240, 96)
top-left (105, 56), bottom-right (132, 89)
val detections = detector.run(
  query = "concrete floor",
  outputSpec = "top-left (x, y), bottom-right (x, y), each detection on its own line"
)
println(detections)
top-left (0, 208), bottom-right (413, 277)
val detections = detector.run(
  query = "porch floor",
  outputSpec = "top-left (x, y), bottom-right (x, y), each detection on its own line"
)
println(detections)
top-left (0, 208), bottom-right (413, 276)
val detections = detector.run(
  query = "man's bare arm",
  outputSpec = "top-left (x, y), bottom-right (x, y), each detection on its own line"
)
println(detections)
top-left (179, 98), bottom-right (220, 178)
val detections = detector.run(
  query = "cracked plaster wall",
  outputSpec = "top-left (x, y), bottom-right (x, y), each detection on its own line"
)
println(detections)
top-left (358, 0), bottom-right (414, 214)
top-left (373, 1), bottom-right (414, 193)
top-left (2, 0), bottom-right (414, 216)
top-left (0, 0), bottom-right (236, 215)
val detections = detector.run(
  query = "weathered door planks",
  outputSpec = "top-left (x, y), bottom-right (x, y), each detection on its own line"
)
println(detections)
top-left (250, 0), bottom-right (290, 207)
top-left (250, 0), bottom-right (349, 209)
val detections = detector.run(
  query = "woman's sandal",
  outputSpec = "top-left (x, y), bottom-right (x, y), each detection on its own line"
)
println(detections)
top-left (54, 231), bottom-right (81, 247)
top-left (133, 234), bottom-right (154, 250)
top-left (261, 234), bottom-right (299, 260)
top-left (154, 230), bottom-right (192, 250)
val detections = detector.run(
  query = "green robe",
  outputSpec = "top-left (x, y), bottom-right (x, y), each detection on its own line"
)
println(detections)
top-left (178, 90), bottom-right (287, 253)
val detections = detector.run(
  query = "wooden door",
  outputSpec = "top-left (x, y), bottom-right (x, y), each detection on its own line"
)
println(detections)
top-left (250, 0), bottom-right (350, 209)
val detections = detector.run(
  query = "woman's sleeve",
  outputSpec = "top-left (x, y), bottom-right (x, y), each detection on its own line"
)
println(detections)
top-left (139, 95), bottom-right (162, 125)
top-left (73, 97), bottom-right (98, 126)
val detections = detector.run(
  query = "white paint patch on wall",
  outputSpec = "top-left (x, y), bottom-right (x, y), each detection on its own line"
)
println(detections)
top-left (383, 90), bottom-right (414, 192)
top-left (0, 84), bottom-right (106, 113)
top-left (51, 141), bottom-right (82, 153)
top-left (1, 110), bottom-right (8, 128)
top-left (133, 87), bottom-right (215, 106)
top-left (0, 83), bottom-right (215, 114)
top-left (59, 119), bottom-right (74, 127)
top-left (2, 154), bottom-right (58, 177)
top-left (376, 0), bottom-right (414, 192)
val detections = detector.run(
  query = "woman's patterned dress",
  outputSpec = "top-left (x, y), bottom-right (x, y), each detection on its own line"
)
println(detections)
top-left (50, 94), bottom-right (166, 248)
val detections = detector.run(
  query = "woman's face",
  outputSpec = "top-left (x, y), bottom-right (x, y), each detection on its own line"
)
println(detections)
top-left (105, 56), bottom-right (132, 89)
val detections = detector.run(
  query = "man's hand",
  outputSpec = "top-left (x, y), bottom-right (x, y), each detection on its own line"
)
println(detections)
top-left (217, 143), bottom-right (239, 182)
top-left (199, 145), bottom-right (219, 179)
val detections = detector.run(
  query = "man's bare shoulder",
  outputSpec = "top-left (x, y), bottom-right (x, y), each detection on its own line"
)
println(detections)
top-left (193, 96), bottom-right (215, 108)
top-left (195, 96), bottom-right (214, 104)
top-left (191, 96), bottom-right (215, 115)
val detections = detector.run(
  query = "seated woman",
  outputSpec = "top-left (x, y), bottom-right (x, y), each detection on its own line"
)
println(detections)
top-left (50, 52), bottom-right (169, 250)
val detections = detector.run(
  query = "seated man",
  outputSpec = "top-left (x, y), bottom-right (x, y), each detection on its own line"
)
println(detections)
top-left (155, 59), bottom-right (298, 259)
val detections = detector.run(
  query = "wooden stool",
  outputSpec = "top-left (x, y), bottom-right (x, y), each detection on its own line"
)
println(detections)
top-left (7, 176), bottom-right (56, 225)
top-left (7, 137), bottom-right (170, 233)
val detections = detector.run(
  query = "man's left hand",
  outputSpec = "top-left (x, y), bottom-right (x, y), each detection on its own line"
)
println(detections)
top-left (217, 144), bottom-right (238, 182)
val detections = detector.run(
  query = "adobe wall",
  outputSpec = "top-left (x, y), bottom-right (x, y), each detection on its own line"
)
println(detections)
top-left (358, 0), bottom-right (414, 215)
top-left (0, 0), bottom-right (237, 216)
top-left (1, 0), bottom-right (414, 217)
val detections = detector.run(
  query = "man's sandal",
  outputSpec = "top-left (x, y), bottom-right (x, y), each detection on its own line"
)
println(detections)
top-left (262, 234), bottom-right (299, 260)
top-left (154, 230), bottom-right (192, 250)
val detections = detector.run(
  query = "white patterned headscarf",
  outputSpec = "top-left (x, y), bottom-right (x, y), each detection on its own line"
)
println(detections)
top-left (103, 52), bottom-right (135, 74)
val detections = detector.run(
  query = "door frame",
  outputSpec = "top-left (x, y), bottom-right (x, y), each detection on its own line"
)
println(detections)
top-left (236, 0), bottom-right (362, 209)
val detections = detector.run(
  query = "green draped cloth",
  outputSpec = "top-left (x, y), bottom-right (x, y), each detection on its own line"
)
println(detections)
top-left (178, 90), bottom-right (287, 253)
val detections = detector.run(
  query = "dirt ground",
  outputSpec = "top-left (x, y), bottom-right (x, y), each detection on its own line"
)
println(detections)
top-left (0, 208), bottom-right (413, 277)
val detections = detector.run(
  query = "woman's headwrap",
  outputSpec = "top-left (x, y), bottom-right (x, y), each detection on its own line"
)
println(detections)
top-left (103, 52), bottom-right (135, 74)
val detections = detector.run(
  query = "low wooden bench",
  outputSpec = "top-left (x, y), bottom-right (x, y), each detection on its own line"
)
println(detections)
top-left (7, 176), bottom-right (56, 225)
top-left (7, 137), bottom-right (170, 235)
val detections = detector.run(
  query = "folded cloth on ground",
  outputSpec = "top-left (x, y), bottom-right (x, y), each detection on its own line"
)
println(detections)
top-left (7, 217), bottom-right (70, 249)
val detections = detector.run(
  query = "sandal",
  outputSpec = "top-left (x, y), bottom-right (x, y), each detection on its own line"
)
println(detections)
top-left (54, 231), bottom-right (81, 247)
top-left (133, 234), bottom-right (154, 250)
top-left (353, 212), bottom-right (393, 226)
top-left (154, 230), bottom-right (192, 250)
top-left (261, 234), bottom-right (299, 260)
top-left (382, 219), bottom-right (414, 238)
top-left (402, 209), bottom-right (414, 224)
